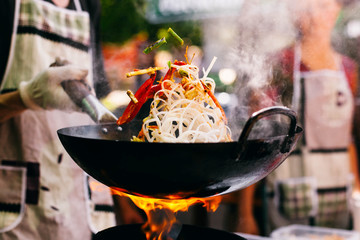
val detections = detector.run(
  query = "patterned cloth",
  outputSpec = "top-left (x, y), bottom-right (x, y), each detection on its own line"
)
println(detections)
top-left (274, 176), bottom-right (350, 227)
top-left (266, 45), bottom-right (357, 230)
top-left (316, 188), bottom-right (349, 227)
top-left (0, 0), bottom-right (115, 239)
top-left (18, 0), bottom-right (90, 47)
top-left (275, 177), bottom-right (317, 220)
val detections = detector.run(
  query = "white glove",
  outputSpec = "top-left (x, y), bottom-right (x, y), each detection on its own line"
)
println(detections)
top-left (19, 65), bottom-right (88, 112)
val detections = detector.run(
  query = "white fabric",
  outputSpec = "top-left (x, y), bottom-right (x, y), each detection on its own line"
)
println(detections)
top-left (18, 65), bottom-right (88, 111)
top-left (273, 44), bottom-right (354, 186)
top-left (267, 44), bottom-right (354, 229)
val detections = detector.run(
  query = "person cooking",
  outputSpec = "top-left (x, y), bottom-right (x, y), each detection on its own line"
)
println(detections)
top-left (0, 0), bottom-right (143, 239)
top-left (265, 0), bottom-right (360, 230)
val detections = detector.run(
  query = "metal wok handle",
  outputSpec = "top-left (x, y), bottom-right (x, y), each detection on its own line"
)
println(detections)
top-left (50, 58), bottom-right (117, 123)
top-left (236, 106), bottom-right (297, 159)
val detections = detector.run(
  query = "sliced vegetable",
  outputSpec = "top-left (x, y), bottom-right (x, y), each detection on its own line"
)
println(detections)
top-left (126, 67), bottom-right (164, 78)
top-left (117, 74), bottom-right (157, 125)
top-left (167, 28), bottom-right (184, 45)
top-left (118, 60), bottom-right (188, 125)
top-left (202, 56), bottom-right (217, 79)
top-left (143, 37), bottom-right (167, 54)
top-left (163, 60), bottom-right (186, 81)
top-left (126, 90), bottom-right (138, 104)
top-left (200, 80), bottom-right (228, 124)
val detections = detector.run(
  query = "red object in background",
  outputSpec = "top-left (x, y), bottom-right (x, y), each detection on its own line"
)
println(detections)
top-left (102, 34), bottom-right (148, 83)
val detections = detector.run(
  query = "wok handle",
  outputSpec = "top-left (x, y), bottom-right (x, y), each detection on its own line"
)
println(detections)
top-left (49, 59), bottom-right (117, 123)
top-left (50, 58), bottom-right (93, 106)
top-left (236, 106), bottom-right (297, 158)
top-left (61, 80), bottom-right (118, 123)
top-left (61, 80), bottom-right (92, 107)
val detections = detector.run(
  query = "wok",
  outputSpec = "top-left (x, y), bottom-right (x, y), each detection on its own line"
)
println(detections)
top-left (57, 106), bottom-right (302, 199)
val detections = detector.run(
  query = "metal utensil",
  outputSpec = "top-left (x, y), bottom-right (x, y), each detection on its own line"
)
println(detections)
top-left (50, 57), bottom-right (117, 123)
top-left (61, 80), bottom-right (117, 123)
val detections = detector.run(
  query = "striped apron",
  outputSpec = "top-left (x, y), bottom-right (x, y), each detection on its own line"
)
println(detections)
top-left (267, 45), bottom-right (354, 229)
top-left (0, 0), bottom-right (115, 239)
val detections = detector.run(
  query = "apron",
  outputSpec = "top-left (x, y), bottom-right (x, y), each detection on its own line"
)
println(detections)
top-left (0, 0), bottom-right (115, 239)
top-left (267, 45), bottom-right (354, 229)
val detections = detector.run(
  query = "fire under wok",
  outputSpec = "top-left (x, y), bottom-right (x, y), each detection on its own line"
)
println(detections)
top-left (57, 106), bottom-right (302, 199)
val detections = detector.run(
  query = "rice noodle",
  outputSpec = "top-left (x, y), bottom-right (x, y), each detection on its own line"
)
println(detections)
top-left (141, 61), bottom-right (232, 143)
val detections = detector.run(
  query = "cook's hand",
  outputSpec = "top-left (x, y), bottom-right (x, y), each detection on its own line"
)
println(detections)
top-left (18, 65), bottom-right (88, 111)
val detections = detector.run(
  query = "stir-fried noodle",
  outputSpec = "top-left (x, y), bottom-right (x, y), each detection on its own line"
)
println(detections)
top-left (141, 61), bottom-right (232, 143)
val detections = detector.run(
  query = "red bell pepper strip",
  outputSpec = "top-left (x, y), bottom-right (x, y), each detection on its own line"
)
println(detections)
top-left (117, 74), bottom-right (157, 125)
top-left (173, 60), bottom-right (186, 66)
top-left (162, 60), bottom-right (186, 81)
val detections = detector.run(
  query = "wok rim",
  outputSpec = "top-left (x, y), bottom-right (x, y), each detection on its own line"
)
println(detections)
top-left (57, 123), bottom-right (302, 144)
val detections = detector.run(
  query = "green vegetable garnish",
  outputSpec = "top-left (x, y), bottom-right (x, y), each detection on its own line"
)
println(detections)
top-left (167, 28), bottom-right (184, 46)
top-left (178, 69), bottom-right (188, 77)
top-left (143, 37), bottom-right (167, 54)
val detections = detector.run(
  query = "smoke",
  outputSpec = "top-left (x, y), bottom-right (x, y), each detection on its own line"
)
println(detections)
top-left (227, 46), bottom-right (276, 139)
top-left (235, 0), bottom-right (296, 54)
top-left (228, 0), bottom-right (297, 139)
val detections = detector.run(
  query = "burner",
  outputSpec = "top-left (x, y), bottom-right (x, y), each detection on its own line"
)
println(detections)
top-left (93, 224), bottom-right (246, 240)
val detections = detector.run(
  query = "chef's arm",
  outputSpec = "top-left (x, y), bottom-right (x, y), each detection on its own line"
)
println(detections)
top-left (0, 63), bottom-right (90, 124)
top-left (0, 91), bottom-right (26, 123)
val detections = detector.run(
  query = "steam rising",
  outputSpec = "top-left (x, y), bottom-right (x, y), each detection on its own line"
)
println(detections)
top-left (234, 0), bottom-right (296, 54)
top-left (232, 0), bottom-right (296, 93)
top-left (131, 0), bottom-right (357, 140)
top-left (228, 0), bottom-right (297, 139)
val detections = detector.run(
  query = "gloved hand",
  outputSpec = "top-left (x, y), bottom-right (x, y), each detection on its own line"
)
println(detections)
top-left (18, 64), bottom-right (89, 112)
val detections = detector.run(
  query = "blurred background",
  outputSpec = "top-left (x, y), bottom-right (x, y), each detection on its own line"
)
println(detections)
top-left (99, 0), bottom-right (360, 117)
top-left (99, 0), bottom-right (249, 115)
top-left (98, 0), bottom-right (360, 234)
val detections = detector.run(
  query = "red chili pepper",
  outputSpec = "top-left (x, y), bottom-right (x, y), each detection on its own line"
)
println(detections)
top-left (117, 61), bottom-right (188, 125)
top-left (163, 60), bottom-right (185, 80)
top-left (117, 74), bottom-right (157, 125)
top-left (174, 60), bottom-right (186, 65)
top-left (163, 68), bottom-right (175, 81)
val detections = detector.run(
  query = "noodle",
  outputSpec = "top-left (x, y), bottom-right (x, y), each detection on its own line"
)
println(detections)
top-left (140, 61), bottom-right (232, 143)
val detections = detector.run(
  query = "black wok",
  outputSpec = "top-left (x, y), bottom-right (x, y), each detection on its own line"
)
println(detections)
top-left (57, 106), bottom-right (302, 199)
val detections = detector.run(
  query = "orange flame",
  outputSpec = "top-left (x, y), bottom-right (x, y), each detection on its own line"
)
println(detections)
top-left (111, 189), bottom-right (222, 240)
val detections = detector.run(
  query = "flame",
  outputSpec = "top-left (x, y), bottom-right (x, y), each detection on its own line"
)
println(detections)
top-left (111, 189), bottom-right (222, 240)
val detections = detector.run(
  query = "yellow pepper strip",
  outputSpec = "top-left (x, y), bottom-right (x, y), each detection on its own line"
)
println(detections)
top-left (126, 90), bottom-right (138, 104)
top-left (126, 67), bottom-right (165, 78)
